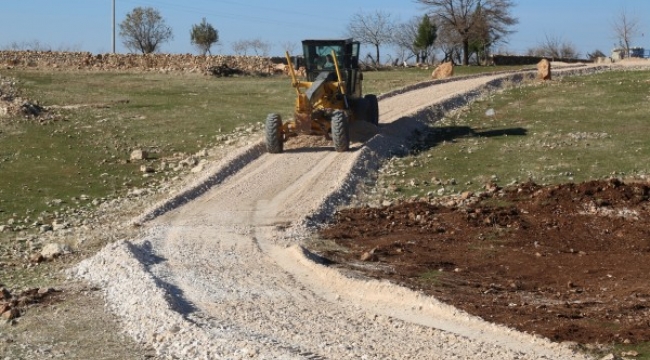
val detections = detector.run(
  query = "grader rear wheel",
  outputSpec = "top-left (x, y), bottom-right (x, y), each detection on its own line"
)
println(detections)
top-left (331, 110), bottom-right (350, 152)
top-left (364, 94), bottom-right (379, 126)
top-left (265, 113), bottom-right (283, 153)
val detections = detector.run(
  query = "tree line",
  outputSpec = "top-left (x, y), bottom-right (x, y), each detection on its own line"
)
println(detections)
top-left (113, 2), bottom-right (642, 65)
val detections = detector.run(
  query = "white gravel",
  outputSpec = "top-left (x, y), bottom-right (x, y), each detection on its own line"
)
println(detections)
top-left (74, 64), bottom-right (622, 359)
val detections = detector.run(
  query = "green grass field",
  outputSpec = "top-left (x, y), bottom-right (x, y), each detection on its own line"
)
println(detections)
top-left (1, 66), bottom-right (649, 231)
top-left (377, 69), bottom-right (650, 200)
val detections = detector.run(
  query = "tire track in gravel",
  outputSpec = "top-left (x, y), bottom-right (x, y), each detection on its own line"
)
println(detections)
top-left (77, 66), bottom-right (611, 359)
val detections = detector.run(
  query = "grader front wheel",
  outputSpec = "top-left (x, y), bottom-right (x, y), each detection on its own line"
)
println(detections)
top-left (331, 110), bottom-right (350, 152)
top-left (265, 113), bottom-right (283, 153)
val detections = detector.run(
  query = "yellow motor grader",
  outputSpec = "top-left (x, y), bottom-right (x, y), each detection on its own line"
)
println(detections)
top-left (265, 39), bottom-right (379, 153)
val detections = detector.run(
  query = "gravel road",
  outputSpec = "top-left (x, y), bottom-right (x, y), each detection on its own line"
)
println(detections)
top-left (74, 66), bottom-right (609, 359)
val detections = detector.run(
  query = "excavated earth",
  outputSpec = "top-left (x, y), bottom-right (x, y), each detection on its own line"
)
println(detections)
top-left (319, 178), bottom-right (650, 346)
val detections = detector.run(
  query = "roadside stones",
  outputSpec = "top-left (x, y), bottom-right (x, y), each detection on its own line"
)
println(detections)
top-left (40, 243), bottom-right (71, 260)
top-left (0, 287), bottom-right (60, 323)
top-left (140, 164), bottom-right (154, 173)
top-left (1, 307), bottom-right (19, 321)
top-left (432, 62), bottom-right (454, 79)
top-left (130, 149), bottom-right (149, 161)
top-left (191, 162), bottom-right (206, 173)
top-left (0, 288), bottom-right (10, 300)
top-left (537, 59), bottom-right (551, 80)
top-left (360, 249), bottom-right (378, 262)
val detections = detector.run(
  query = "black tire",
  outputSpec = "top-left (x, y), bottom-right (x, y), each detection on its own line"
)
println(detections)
top-left (364, 94), bottom-right (379, 125)
top-left (265, 113), bottom-right (283, 153)
top-left (331, 110), bottom-right (350, 152)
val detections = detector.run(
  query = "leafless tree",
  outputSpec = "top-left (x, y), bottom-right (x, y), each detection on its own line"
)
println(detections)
top-left (249, 39), bottom-right (270, 56)
top-left (231, 39), bottom-right (271, 56)
top-left (416, 0), bottom-right (517, 65)
top-left (435, 18), bottom-right (463, 63)
top-left (231, 40), bottom-right (248, 56)
top-left (5, 40), bottom-right (51, 51)
top-left (392, 17), bottom-right (421, 64)
top-left (347, 10), bottom-right (396, 65)
top-left (611, 9), bottom-right (641, 58)
top-left (526, 34), bottom-right (579, 59)
top-left (279, 41), bottom-right (299, 55)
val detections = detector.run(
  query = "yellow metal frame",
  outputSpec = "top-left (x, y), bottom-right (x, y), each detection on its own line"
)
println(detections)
top-left (283, 51), bottom-right (347, 137)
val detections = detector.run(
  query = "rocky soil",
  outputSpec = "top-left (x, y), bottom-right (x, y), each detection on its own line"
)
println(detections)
top-left (319, 178), bottom-right (650, 347)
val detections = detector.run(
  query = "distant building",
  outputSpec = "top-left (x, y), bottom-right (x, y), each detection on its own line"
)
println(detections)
top-left (611, 47), bottom-right (649, 60)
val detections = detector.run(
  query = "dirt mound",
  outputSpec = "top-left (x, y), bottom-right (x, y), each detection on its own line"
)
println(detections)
top-left (318, 179), bottom-right (650, 345)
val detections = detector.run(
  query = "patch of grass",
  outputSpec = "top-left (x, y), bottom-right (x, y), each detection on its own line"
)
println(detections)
top-left (0, 66), bottom-right (533, 229)
top-left (378, 70), bottom-right (650, 200)
top-left (613, 342), bottom-right (650, 360)
top-left (419, 269), bottom-right (445, 284)
top-left (0, 70), bottom-right (298, 227)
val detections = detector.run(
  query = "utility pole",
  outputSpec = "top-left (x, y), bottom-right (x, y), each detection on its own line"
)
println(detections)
top-left (112, 0), bottom-right (116, 53)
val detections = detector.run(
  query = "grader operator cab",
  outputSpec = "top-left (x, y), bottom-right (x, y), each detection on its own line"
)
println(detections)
top-left (265, 39), bottom-right (379, 153)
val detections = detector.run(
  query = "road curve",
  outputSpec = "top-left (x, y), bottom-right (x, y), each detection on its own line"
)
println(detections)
top-left (76, 68), bottom-right (604, 359)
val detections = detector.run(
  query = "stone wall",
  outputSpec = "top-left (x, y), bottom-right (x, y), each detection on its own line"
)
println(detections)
top-left (491, 55), bottom-right (590, 66)
top-left (0, 51), bottom-right (278, 75)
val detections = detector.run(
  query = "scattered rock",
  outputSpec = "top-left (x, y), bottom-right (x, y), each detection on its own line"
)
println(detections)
top-left (360, 249), bottom-right (378, 262)
top-left (460, 191), bottom-right (474, 200)
top-left (621, 350), bottom-right (639, 357)
top-left (432, 62), bottom-right (454, 79)
top-left (1, 307), bottom-right (19, 320)
top-left (29, 253), bottom-right (44, 263)
top-left (191, 163), bottom-right (205, 173)
top-left (130, 149), bottom-right (149, 161)
top-left (0, 288), bottom-right (10, 300)
top-left (537, 59), bottom-right (551, 80)
top-left (599, 354), bottom-right (621, 360)
top-left (40, 243), bottom-right (71, 260)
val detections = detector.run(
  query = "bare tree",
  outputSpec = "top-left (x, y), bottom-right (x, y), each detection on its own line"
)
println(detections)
top-left (435, 17), bottom-right (463, 63)
top-left (416, 0), bottom-right (517, 65)
top-left (347, 10), bottom-right (396, 65)
top-left (119, 7), bottom-right (173, 54)
top-left (392, 17), bottom-right (421, 64)
top-left (248, 39), bottom-right (270, 56)
top-left (231, 39), bottom-right (271, 56)
top-left (611, 9), bottom-right (641, 58)
top-left (526, 34), bottom-right (579, 59)
top-left (5, 40), bottom-right (51, 51)
top-left (279, 41), bottom-right (299, 55)
top-left (231, 40), bottom-right (248, 56)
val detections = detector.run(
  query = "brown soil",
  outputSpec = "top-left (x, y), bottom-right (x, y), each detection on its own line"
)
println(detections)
top-left (317, 179), bottom-right (650, 345)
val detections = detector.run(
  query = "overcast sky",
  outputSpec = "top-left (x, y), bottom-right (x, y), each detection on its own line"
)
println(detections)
top-left (1, 0), bottom-right (648, 58)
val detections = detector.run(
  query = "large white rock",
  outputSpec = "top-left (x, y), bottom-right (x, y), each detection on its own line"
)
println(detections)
top-left (41, 243), bottom-right (71, 260)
